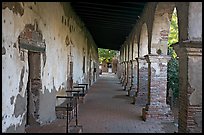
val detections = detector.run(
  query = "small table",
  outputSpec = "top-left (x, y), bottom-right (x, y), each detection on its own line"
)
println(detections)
top-left (66, 90), bottom-right (81, 99)
top-left (73, 86), bottom-right (85, 94)
top-left (55, 95), bottom-right (78, 133)
top-left (78, 83), bottom-right (88, 92)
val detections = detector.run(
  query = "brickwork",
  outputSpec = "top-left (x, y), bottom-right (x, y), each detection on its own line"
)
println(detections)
top-left (120, 62), bottom-right (125, 85)
top-left (134, 57), bottom-right (148, 106)
top-left (122, 62), bottom-right (128, 90)
top-left (126, 61), bottom-right (133, 96)
top-left (131, 60), bottom-right (138, 103)
top-left (173, 41), bottom-right (202, 133)
top-left (25, 73), bottom-right (178, 133)
top-left (142, 54), bottom-right (174, 122)
top-left (79, 73), bottom-right (177, 133)
top-left (131, 60), bottom-right (138, 91)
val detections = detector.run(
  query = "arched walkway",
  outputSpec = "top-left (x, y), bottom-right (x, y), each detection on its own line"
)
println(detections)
top-left (25, 73), bottom-right (178, 133)
top-left (78, 73), bottom-right (177, 133)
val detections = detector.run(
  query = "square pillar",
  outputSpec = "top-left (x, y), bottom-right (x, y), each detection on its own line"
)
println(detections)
top-left (129, 60), bottom-right (138, 97)
top-left (173, 41), bottom-right (202, 133)
top-left (123, 61), bottom-right (128, 90)
top-left (120, 62), bottom-right (125, 85)
top-left (125, 61), bottom-right (132, 92)
top-left (127, 60), bottom-right (134, 96)
top-left (142, 54), bottom-right (174, 122)
top-left (133, 57), bottom-right (148, 105)
top-left (117, 62), bottom-right (122, 79)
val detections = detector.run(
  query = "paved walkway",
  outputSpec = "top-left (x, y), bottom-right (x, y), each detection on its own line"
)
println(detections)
top-left (26, 73), bottom-right (178, 133)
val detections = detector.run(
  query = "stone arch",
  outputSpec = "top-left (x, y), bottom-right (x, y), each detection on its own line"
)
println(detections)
top-left (125, 42), bottom-right (128, 61)
top-left (123, 45), bottom-right (125, 62)
top-left (130, 31), bottom-right (139, 99)
top-left (176, 2), bottom-right (202, 42)
top-left (129, 39), bottom-right (133, 61)
top-left (139, 23), bottom-right (148, 57)
top-left (126, 36), bottom-right (134, 92)
top-left (175, 2), bottom-right (189, 42)
top-left (150, 2), bottom-right (175, 55)
top-left (132, 31), bottom-right (139, 59)
top-left (135, 23), bottom-right (149, 106)
top-left (187, 2), bottom-right (202, 41)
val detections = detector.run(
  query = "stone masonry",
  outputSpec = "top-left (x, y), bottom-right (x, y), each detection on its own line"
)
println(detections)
top-left (131, 60), bottom-right (138, 103)
top-left (173, 41), bottom-right (202, 133)
top-left (126, 60), bottom-right (133, 96)
top-left (142, 54), bottom-right (174, 122)
top-left (134, 57), bottom-right (148, 106)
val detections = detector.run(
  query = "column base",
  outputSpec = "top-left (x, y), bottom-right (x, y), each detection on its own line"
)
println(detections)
top-left (126, 82), bottom-right (132, 95)
top-left (142, 104), bottom-right (174, 122)
top-left (125, 82), bottom-right (131, 91)
top-left (128, 87), bottom-right (137, 97)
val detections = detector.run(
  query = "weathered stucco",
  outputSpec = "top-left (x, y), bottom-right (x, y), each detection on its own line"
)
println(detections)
top-left (3, 2), bottom-right (202, 133)
top-left (188, 2), bottom-right (202, 41)
top-left (188, 55), bottom-right (202, 105)
top-left (2, 2), bottom-right (98, 133)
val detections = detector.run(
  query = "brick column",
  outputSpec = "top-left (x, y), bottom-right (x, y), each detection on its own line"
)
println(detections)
top-left (142, 54), bottom-right (174, 122)
top-left (129, 60), bottom-right (138, 98)
top-left (125, 61), bottom-right (131, 91)
top-left (123, 61), bottom-right (128, 90)
top-left (173, 41), bottom-right (202, 133)
top-left (133, 57), bottom-right (148, 105)
top-left (118, 62), bottom-right (122, 81)
top-left (127, 60), bottom-right (133, 96)
top-left (119, 63), bottom-right (122, 82)
top-left (120, 62), bottom-right (125, 85)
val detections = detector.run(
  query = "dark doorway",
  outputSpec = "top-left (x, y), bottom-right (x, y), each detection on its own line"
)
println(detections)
top-left (26, 51), bottom-right (42, 126)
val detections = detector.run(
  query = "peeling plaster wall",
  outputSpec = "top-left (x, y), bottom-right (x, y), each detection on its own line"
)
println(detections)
top-left (2, 2), bottom-right (98, 133)
top-left (188, 2), bottom-right (202, 41)
top-left (188, 57), bottom-right (202, 105)
top-left (2, 2), bottom-right (29, 132)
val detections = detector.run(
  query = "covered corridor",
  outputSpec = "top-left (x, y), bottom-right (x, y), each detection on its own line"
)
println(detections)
top-left (2, 2), bottom-right (202, 133)
top-left (26, 73), bottom-right (177, 133)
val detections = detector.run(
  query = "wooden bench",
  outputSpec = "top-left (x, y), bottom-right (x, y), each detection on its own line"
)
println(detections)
top-left (55, 95), bottom-right (79, 133)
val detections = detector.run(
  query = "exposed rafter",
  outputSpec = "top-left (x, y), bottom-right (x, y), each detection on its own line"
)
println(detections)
top-left (71, 2), bottom-right (146, 50)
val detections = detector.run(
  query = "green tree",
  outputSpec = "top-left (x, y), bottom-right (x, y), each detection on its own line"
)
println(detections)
top-left (168, 8), bottom-right (178, 58)
top-left (168, 9), bottom-right (178, 47)
top-left (98, 48), bottom-right (117, 63)
top-left (167, 8), bottom-right (179, 98)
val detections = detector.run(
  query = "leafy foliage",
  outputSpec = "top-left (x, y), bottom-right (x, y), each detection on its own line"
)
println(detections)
top-left (168, 9), bottom-right (178, 46)
top-left (167, 48), bottom-right (179, 98)
top-left (98, 48), bottom-right (117, 63)
top-left (167, 8), bottom-right (179, 98)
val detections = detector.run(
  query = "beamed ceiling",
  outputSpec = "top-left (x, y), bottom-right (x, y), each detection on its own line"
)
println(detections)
top-left (71, 2), bottom-right (147, 51)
